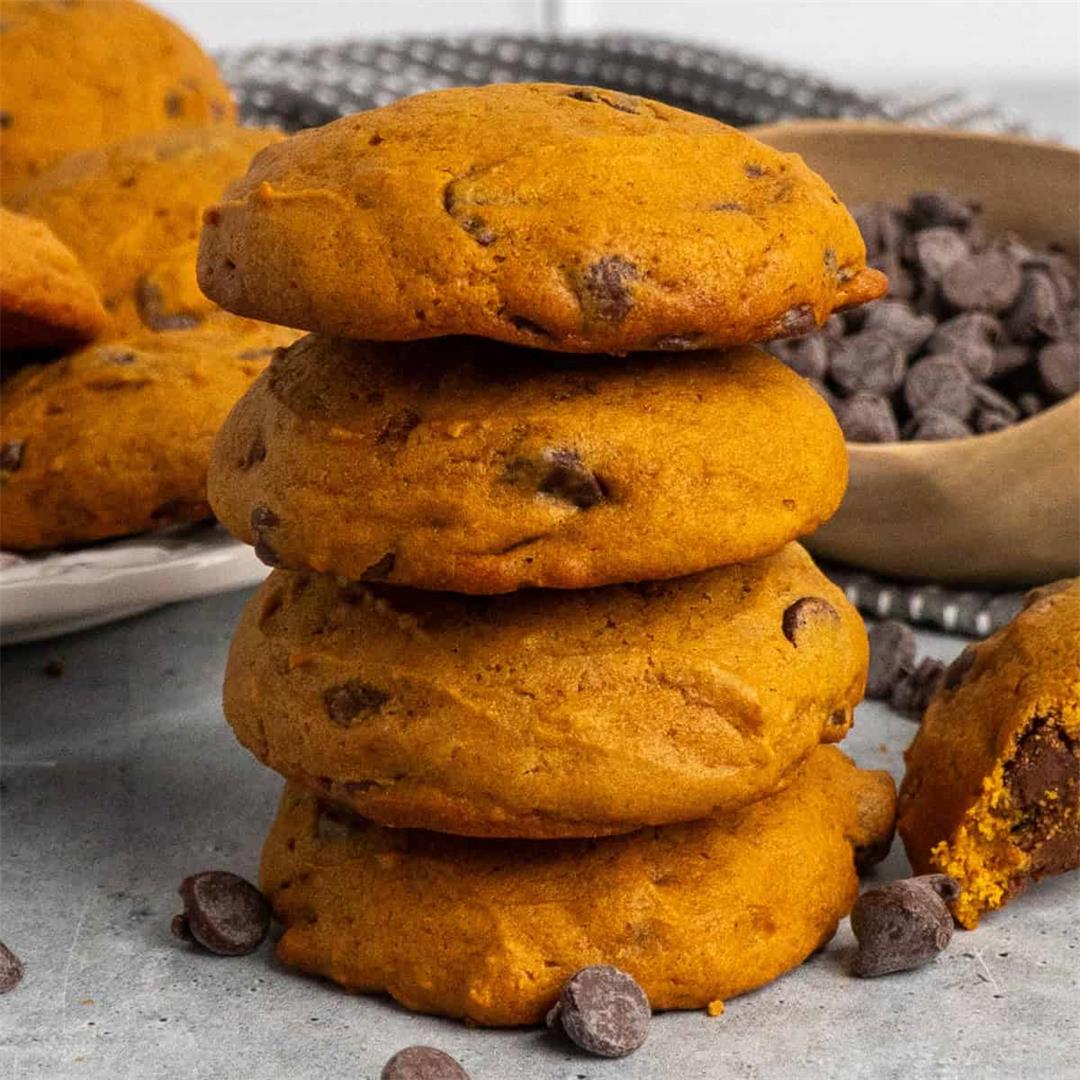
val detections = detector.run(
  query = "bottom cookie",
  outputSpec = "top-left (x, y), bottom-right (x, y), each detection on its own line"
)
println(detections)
top-left (261, 746), bottom-right (896, 1026)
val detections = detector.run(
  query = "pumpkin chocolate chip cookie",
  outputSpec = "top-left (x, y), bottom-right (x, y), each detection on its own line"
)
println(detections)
top-left (260, 747), bottom-right (896, 1025)
top-left (898, 579), bottom-right (1079, 928)
top-left (224, 542), bottom-right (868, 839)
top-left (209, 338), bottom-right (847, 592)
top-left (197, 82), bottom-right (885, 353)
top-left (11, 126), bottom-right (283, 334)
top-left (1, 208), bottom-right (107, 351)
top-left (0, 315), bottom-right (297, 550)
top-left (0, 0), bottom-right (235, 197)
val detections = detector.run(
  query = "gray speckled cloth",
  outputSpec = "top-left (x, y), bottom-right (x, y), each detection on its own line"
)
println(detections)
top-left (222, 33), bottom-right (1031, 638)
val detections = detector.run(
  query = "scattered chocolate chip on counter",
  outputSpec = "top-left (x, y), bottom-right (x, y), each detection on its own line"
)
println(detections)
top-left (890, 657), bottom-right (947, 720)
top-left (547, 965), bottom-right (651, 1058)
top-left (172, 871), bottom-right (271, 957)
top-left (381, 1046), bottom-right (471, 1080)
top-left (769, 190), bottom-right (1079, 442)
top-left (0, 941), bottom-right (23, 994)
top-left (851, 874), bottom-right (960, 977)
top-left (866, 620), bottom-right (917, 700)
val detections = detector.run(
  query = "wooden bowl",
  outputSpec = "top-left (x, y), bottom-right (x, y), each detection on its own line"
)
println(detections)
top-left (751, 121), bottom-right (1080, 587)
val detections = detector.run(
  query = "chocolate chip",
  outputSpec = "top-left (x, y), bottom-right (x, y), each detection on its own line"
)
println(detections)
top-left (506, 448), bottom-right (607, 509)
top-left (862, 301), bottom-right (936, 355)
top-left (164, 91), bottom-right (184, 117)
top-left (890, 657), bottom-right (946, 719)
top-left (546, 965), bottom-right (650, 1058)
top-left (652, 333), bottom-right (705, 351)
top-left (904, 410), bottom-right (972, 441)
top-left (174, 871), bottom-right (271, 957)
top-left (942, 645), bottom-right (977, 691)
top-left (771, 335), bottom-right (829, 381)
top-left (1007, 270), bottom-right (1065, 342)
top-left (324, 680), bottom-right (388, 727)
top-left (941, 249), bottom-right (1023, 313)
top-left (250, 505), bottom-right (280, 566)
top-left (0, 111), bottom-right (11, 130)
top-left (381, 1046), bottom-right (470, 1080)
top-left (565, 87), bottom-right (641, 113)
top-left (712, 201), bottom-right (746, 213)
top-left (830, 332), bottom-right (906, 394)
top-left (866, 620), bottom-right (916, 699)
top-left (241, 433), bottom-right (267, 470)
top-left (109, 350), bottom-right (138, 365)
top-left (1, 440), bottom-right (25, 473)
top-left (376, 408), bottom-right (421, 448)
top-left (359, 552), bottom-right (396, 581)
top-left (972, 383), bottom-right (1020, 421)
top-left (854, 203), bottom-right (906, 258)
top-left (0, 941), bottom-right (23, 994)
top-left (850, 875), bottom-right (958, 977)
top-left (508, 315), bottom-right (553, 339)
top-left (975, 409), bottom-right (1013, 434)
top-left (442, 182), bottom-right (496, 246)
top-left (781, 596), bottom-right (840, 646)
top-left (992, 343), bottom-right (1031, 377)
top-left (909, 227), bottom-right (969, 281)
top-left (134, 277), bottom-right (202, 331)
top-left (1018, 391), bottom-right (1045, 417)
top-left (904, 355), bottom-right (974, 419)
top-left (909, 191), bottom-right (976, 230)
top-left (576, 256), bottom-right (639, 322)
top-left (744, 163), bottom-right (765, 178)
top-left (1037, 341), bottom-right (1080, 400)
top-left (836, 393), bottom-right (899, 443)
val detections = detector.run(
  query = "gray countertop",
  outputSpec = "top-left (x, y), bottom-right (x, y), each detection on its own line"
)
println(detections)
top-left (1, 589), bottom-right (1077, 1079)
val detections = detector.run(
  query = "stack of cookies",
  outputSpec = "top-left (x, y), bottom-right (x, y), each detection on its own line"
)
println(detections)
top-left (200, 83), bottom-right (897, 1026)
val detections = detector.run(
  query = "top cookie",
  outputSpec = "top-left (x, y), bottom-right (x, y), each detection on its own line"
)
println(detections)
top-left (198, 83), bottom-right (886, 353)
top-left (12, 126), bottom-right (283, 335)
top-left (0, 0), bottom-right (235, 197)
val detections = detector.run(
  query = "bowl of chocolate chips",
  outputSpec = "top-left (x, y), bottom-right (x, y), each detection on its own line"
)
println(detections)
top-left (753, 122), bottom-right (1079, 587)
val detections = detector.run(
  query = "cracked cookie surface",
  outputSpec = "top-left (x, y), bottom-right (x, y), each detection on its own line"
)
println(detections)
top-left (898, 579), bottom-right (1080, 928)
top-left (1, 314), bottom-right (297, 550)
top-left (208, 337), bottom-right (848, 592)
top-left (0, 0), bottom-right (235, 197)
top-left (197, 82), bottom-right (885, 353)
top-left (260, 747), bottom-right (895, 1024)
top-left (223, 542), bottom-right (868, 838)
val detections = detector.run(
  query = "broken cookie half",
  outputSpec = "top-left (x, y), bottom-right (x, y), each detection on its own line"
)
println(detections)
top-left (898, 578), bottom-right (1079, 928)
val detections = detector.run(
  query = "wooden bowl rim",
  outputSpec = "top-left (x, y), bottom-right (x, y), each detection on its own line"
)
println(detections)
top-left (747, 118), bottom-right (1080, 162)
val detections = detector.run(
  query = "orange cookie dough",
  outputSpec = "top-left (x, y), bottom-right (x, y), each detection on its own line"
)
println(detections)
top-left (898, 579), bottom-right (1080, 928)
top-left (11, 126), bottom-right (283, 333)
top-left (1, 315), bottom-right (297, 550)
top-left (209, 339), bottom-right (847, 592)
top-left (197, 83), bottom-right (885, 353)
top-left (224, 543), bottom-right (868, 839)
top-left (260, 747), bottom-right (896, 1025)
top-left (0, 0), bottom-right (235, 196)
top-left (1, 208), bottom-right (106, 350)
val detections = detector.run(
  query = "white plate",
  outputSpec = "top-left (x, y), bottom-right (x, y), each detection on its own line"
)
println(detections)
top-left (0, 523), bottom-right (268, 644)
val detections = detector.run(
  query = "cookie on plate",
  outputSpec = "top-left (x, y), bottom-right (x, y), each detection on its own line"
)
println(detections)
top-left (11, 126), bottom-right (283, 333)
top-left (224, 542), bottom-right (868, 838)
top-left (209, 338), bottom-right (847, 592)
top-left (898, 579), bottom-right (1079, 928)
top-left (1, 208), bottom-right (107, 351)
top-left (261, 747), bottom-right (896, 1025)
top-left (0, 315), bottom-right (297, 550)
top-left (197, 82), bottom-right (885, 352)
top-left (0, 0), bottom-right (235, 196)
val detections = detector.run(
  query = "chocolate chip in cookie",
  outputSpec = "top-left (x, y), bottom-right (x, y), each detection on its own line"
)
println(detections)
top-left (781, 597), bottom-right (840, 646)
top-left (323, 680), bottom-right (389, 727)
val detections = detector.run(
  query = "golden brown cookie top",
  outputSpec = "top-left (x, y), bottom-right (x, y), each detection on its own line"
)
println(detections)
top-left (0, 0), bottom-right (235, 197)
top-left (0, 208), bottom-right (107, 350)
top-left (197, 83), bottom-right (886, 353)
top-left (12, 125), bottom-right (283, 334)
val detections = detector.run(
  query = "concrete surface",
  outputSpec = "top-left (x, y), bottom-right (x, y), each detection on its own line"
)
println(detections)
top-left (1, 590), bottom-right (1077, 1079)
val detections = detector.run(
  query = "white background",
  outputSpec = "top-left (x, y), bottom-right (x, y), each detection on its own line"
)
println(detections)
top-left (155, 1), bottom-right (1080, 138)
